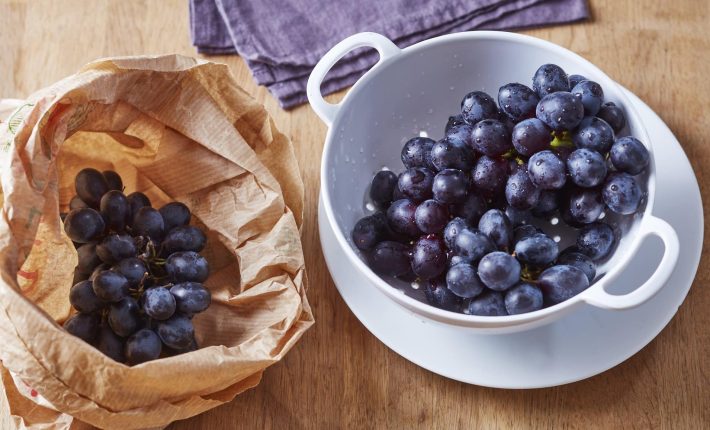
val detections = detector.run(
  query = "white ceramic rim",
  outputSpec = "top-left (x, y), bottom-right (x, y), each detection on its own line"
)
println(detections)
top-left (311, 31), bottom-right (679, 328)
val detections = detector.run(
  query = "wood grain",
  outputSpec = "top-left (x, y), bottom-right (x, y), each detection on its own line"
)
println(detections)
top-left (1, 1), bottom-right (708, 428)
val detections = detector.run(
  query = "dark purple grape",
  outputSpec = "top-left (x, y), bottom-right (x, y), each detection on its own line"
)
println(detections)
top-left (610, 137), bottom-right (649, 175)
top-left (445, 123), bottom-right (475, 148)
top-left (164, 335), bottom-right (199, 356)
top-left (538, 265), bottom-right (589, 305)
top-left (352, 214), bottom-right (387, 250)
top-left (64, 208), bottom-right (105, 243)
top-left (401, 137), bottom-right (436, 169)
top-left (414, 200), bottom-right (449, 234)
top-left (430, 138), bottom-right (474, 171)
top-left (564, 187), bottom-right (604, 224)
top-left (143, 286), bottom-right (176, 321)
top-left (467, 291), bottom-right (507, 316)
top-left (132, 207), bottom-right (165, 241)
top-left (97, 324), bottom-right (125, 362)
top-left (471, 119), bottom-right (511, 157)
top-left (73, 267), bottom-right (89, 285)
top-left (478, 251), bottom-right (520, 291)
top-left (568, 74), bottom-right (587, 89)
top-left (576, 222), bottom-right (616, 261)
top-left (472, 155), bottom-right (507, 195)
top-left (536, 92), bottom-right (584, 131)
top-left (113, 257), bottom-right (147, 288)
top-left (443, 217), bottom-right (468, 250)
top-left (596, 102), bottom-right (626, 133)
top-left (527, 150), bottom-right (566, 190)
top-left (452, 191), bottom-right (487, 225)
top-left (103, 170), bottom-right (123, 191)
top-left (75, 168), bottom-right (109, 208)
top-left (92, 270), bottom-right (129, 303)
top-left (64, 313), bottom-right (100, 343)
top-left (571, 80), bottom-right (604, 116)
top-left (498, 83), bottom-right (539, 122)
top-left (445, 262), bottom-right (485, 298)
top-left (460, 91), bottom-right (499, 124)
top-left (531, 190), bottom-right (558, 217)
top-left (159, 202), bottom-right (191, 233)
top-left (392, 185), bottom-right (406, 202)
top-left (165, 251), bottom-right (209, 283)
top-left (448, 255), bottom-right (471, 266)
top-left (532, 64), bottom-right (569, 97)
top-left (505, 167), bottom-right (541, 210)
top-left (511, 118), bottom-right (553, 156)
top-left (505, 206), bottom-right (532, 226)
top-left (398, 167), bottom-right (435, 202)
top-left (76, 242), bottom-right (102, 274)
top-left (432, 169), bottom-right (468, 204)
top-left (602, 172), bottom-right (642, 215)
top-left (161, 225), bottom-right (207, 256)
top-left (386, 199), bottom-right (422, 237)
top-left (513, 224), bottom-right (541, 243)
top-left (108, 296), bottom-right (141, 337)
top-left (514, 233), bottom-right (558, 266)
top-left (504, 283), bottom-right (543, 314)
top-left (127, 192), bottom-right (151, 219)
top-left (369, 170), bottom-right (398, 207)
top-left (567, 148), bottom-right (607, 188)
top-left (572, 116), bottom-right (615, 153)
top-left (157, 314), bottom-right (195, 350)
top-left (453, 228), bottom-right (495, 262)
top-left (424, 276), bottom-right (462, 311)
top-left (96, 234), bottom-right (136, 264)
top-left (368, 241), bottom-right (411, 277)
top-left (90, 263), bottom-right (110, 281)
top-left (478, 209), bottom-right (512, 251)
top-left (411, 235), bottom-right (447, 280)
top-left (126, 329), bottom-right (162, 365)
top-left (445, 114), bottom-right (466, 133)
top-left (70, 195), bottom-right (89, 210)
top-left (69, 280), bottom-right (105, 313)
top-left (557, 249), bottom-right (596, 282)
top-left (498, 110), bottom-right (516, 135)
top-left (170, 282), bottom-right (211, 314)
top-left (100, 190), bottom-right (129, 232)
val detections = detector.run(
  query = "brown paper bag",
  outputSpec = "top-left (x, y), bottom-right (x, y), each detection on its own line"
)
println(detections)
top-left (0, 55), bottom-right (313, 429)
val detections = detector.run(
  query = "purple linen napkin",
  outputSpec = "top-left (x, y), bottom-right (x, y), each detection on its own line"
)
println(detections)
top-left (190, 0), bottom-right (589, 108)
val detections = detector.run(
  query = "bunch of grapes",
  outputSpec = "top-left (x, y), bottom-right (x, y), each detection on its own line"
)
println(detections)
top-left (62, 168), bottom-right (211, 365)
top-left (352, 64), bottom-right (649, 316)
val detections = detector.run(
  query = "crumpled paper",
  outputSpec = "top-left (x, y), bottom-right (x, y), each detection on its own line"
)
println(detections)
top-left (0, 55), bottom-right (313, 429)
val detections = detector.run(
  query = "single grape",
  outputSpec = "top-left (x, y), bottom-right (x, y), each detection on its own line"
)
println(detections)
top-left (69, 195), bottom-right (89, 210)
top-left (471, 119), bottom-right (511, 157)
top-left (157, 314), bottom-right (195, 350)
top-left (132, 207), bottom-right (165, 241)
top-left (126, 329), bottom-right (162, 365)
top-left (498, 83), bottom-right (539, 122)
top-left (452, 191), bottom-right (488, 225)
top-left (432, 168), bottom-right (468, 204)
top-left (443, 217), bottom-right (468, 250)
top-left (69, 280), bottom-right (106, 313)
top-left (352, 214), bottom-right (387, 250)
top-left (368, 241), bottom-right (412, 277)
top-left (445, 114), bottom-right (466, 133)
top-left (411, 235), bottom-right (447, 280)
top-left (92, 270), bottom-right (129, 302)
top-left (571, 80), bottom-right (604, 116)
top-left (564, 187), bottom-right (604, 224)
top-left (460, 91), bottom-right (499, 124)
top-left (478, 251), bottom-right (521, 291)
top-left (538, 265), bottom-right (590, 305)
top-left (568, 74), bottom-right (587, 89)
top-left (96, 324), bottom-right (125, 363)
top-left (576, 222), bottom-right (617, 261)
top-left (536, 91), bottom-right (584, 131)
top-left (76, 242), bottom-right (102, 274)
top-left (401, 137), bottom-right (436, 169)
top-left (572, 116), bottom-right (615, 153)
top-left (369, 170), bottom-right (398, 207)
top-left (511, 118), bottom-right (553, 156)
top-left (531, 190), bottom-right (558, 217)
top-left (504, 283), bottom-right (544, 314)
top-left (90, 263), bottom-right (111, 281)
top-left (96, 234), bottom-right (136, 264)
top-left (472, 155), bottom-right (507, 195)
top-left (163, 335), bottom-right (199, 356)
top-left (143, 286), bottom-right (177, 321)
top-left (127, 192), bottom-right (151, 219)
top-left (557, 249), bottom-right (596, 282)
top-left (445, 123), bottom-right (475, 148)
top-left (414, 200), bottom-right (449, 234)
top-left (161, 225), bottom-right (207, 256)
top-left (567, 148), bottom-right (607, 188)
top-left (532, 64), bottom-right (569, 97)
top-left (113, 257), bottom-right (147, 288)
top-left (453, 228), bottom-right (495, 262)
top-left (165, 251), bottom-right (210, 283)
top-left (75, 168), bottom-right (109, 208)
top-left (602, 172), bottom-right (642, 214)
top-left (446, 262), bottom-right (485, 298)
top-left (514, 232), bottom-right (558, 266)
top-left (513, 224), bottom-right (542, 244)
top-left (610, 137), bottom-right (649, 175)
top-left (170, 282), bottom-right (211, 314)
top-left (159, 202), bottom-right (191, 232)
top-left (64, 313), bottom-right (100, 343)
top-left (108, 296), bottom-right (142, 337)
top-left (386, 199), bottom-right (422, 237)
top-left (505, 206), bottom-right (532, 226)
top-left (103, 170), bottom-right (123, 191)
top-left (467, 291), bottom-right (507, 316)
top-left (596, 102), bottom-right (626, 133)
top-left (64, 208), bottom-right (105, 243)
top-left (398, 167), bottom-right (435, 202)
top-left (478, 209), bottom-right (512, 251)
top-left (527, 150), bottom-right (566, 190)
top-left (505, 167), bottom-right (541, 210)
top-left (99, 190), bottom-right (129, 232)
top-left (424, 276), bottom-right (462, 311)
top-left (430, 138), bottom-right (474, 171)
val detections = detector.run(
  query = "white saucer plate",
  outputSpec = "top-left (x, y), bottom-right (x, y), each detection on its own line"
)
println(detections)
top-left (318, 88), bottom-right (703, 389)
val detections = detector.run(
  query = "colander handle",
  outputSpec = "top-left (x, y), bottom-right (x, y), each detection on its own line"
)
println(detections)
top-left (582, 215), bottom-right (679, 310)
top-left (307, 32), bottom-right (401, 126)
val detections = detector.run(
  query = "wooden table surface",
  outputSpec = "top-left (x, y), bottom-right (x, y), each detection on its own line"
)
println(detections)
top-left (1, 1), bottom-right (708, 428)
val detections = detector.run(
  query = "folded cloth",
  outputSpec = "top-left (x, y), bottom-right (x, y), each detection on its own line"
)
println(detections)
top-left (190, 0), bottom-right (589, 108)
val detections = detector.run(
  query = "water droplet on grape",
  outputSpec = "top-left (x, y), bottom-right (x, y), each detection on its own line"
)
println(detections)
top-left (553, 235), bottom-right (561, 242)
top-left (611, 184), bottom-right (618, 191)
top-left (550, 217), bottom-right (559, 225)
top-left (365, 202), bottom-right (375, 212)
